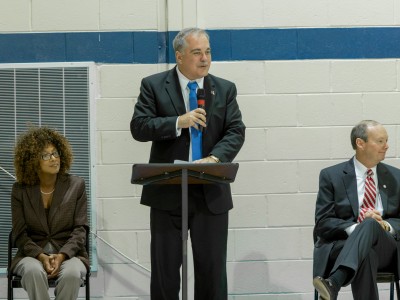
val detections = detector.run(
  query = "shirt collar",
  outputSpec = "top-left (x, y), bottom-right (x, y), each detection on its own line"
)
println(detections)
top-left (353, 156), bottom-right (377, 178)
top-left (176, 67), bottom-right (204, 92)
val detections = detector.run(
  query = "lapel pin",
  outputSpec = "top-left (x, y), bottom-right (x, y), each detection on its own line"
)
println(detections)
top-left (211, 90), bottom-right (215, 95)
top-left (383, 185), bottom-right (387, 188)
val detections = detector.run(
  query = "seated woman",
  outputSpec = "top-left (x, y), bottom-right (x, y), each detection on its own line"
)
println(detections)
top-left (10, 127), bottom-right (89, 300)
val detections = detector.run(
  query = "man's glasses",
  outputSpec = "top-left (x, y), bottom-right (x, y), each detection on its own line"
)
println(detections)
top-left (41, 151), bottom-right (61, 161)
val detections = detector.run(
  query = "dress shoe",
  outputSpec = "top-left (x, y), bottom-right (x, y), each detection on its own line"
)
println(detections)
top-left (313, 276), bottom-right (339, 300)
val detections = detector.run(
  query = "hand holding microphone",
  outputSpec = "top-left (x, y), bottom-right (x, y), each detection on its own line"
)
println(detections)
top-left (177, 88), bottom-right (207, 130)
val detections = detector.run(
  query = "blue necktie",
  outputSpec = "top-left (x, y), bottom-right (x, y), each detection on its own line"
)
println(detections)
top-left (187, 81), bottom-right (202, 161)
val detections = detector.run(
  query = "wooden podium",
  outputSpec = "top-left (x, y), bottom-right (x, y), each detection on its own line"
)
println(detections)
top-left (131, 163), bottom-right (239, 300)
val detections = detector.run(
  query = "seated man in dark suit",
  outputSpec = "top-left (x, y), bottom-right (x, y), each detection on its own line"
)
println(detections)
top-left (313, 120), bottom-right (400, 300)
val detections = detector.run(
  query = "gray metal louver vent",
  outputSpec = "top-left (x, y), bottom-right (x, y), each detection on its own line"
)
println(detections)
top-left (0, 62), bottom-right (96, 273)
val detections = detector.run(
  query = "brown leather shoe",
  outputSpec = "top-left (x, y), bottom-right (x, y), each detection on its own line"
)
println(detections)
top-left (313, 276), bottom-right (339, 300)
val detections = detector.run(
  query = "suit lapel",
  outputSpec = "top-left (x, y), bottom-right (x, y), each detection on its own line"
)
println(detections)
top-left (342, 158), bottom-right (359, 218)
top-left (377, 163), bottom-right (389, 212)
top-left (165, 67), bottom-right (186, 116)
top-left (27, 185), bottom-right (49, 232)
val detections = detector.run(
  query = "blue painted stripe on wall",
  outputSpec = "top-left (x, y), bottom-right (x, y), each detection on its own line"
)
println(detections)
top-left (2, 28), bottom-right (400, 64)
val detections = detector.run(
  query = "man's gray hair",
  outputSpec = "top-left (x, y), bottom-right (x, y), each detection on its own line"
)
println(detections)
top-left (350, 120), bottom-right (381, 150)
top-left (173, 28), bottom-right (209, 53)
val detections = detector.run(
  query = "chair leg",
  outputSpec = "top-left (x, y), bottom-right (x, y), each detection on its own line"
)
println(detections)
top-left (395, 278), bottom-right (400, 300)
top-left (8, 283), bottom-right (12, 300)
top-left (314, 289), bottom-right (319, 300)
top-left (86, 279), bottom-right (90, 300)
top-left (390, 281), bottom-right (394, 300)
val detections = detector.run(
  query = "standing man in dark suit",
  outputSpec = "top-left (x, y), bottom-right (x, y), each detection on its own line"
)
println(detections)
top-left (313, 120), bottom-right (400, 300)
top-left (130, 28), bottom-right (245, 300)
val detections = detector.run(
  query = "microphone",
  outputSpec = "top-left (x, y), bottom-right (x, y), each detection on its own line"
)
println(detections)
top-left (197, 88), bottom-right (206, 132)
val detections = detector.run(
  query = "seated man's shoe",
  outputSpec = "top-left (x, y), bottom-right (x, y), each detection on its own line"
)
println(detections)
top-left (313, 276), bottom-right (339, 300)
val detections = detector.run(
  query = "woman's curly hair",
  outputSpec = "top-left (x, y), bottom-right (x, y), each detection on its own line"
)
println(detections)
top-left (14, 127), bottom-right (73, 185)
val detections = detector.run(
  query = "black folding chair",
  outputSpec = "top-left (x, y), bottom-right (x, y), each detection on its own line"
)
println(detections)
top-left (7, 230), bottom-right (90, 300)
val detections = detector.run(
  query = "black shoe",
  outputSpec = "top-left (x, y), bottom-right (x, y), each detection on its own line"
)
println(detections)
top-left (313, 276), bottom-right (339, 300)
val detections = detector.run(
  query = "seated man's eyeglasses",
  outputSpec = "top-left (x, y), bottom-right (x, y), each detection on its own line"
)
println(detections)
top-left (41, 151), bottom-right (61, 161)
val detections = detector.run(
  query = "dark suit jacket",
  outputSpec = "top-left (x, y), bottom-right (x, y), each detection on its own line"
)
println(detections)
top-left (11, 174), bottom-right (89, 272)
top-left (130, 67), bottom-right (245, 214)
top-left (313, 158), bottom-right (400, 278)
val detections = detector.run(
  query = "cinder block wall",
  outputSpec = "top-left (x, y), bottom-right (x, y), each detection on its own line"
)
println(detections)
top-left (1, 0), bottom-right (400, 299)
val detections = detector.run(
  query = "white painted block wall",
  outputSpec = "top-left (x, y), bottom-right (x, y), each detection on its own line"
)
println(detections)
top-left (1, 0), bottom-right (400, 299)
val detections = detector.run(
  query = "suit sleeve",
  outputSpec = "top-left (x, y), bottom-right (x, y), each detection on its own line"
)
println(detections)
top-left (314, 169), bottom-right (356, 241)
top-left (58, 177), bottom-right (88, 258)
top-left (12, 183), bottom-right (44, 258)
top-left (205, 83), bottom-right (245, 163)
top-left (131, 77), bottom-right (179, 142)
top-left (380, 166), bottom-right (400, 237)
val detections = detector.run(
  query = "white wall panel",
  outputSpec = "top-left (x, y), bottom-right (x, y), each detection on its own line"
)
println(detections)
top-left (364, 93), bottom-right (400, 123)
top-left (234, 162), bottom-right (298, 194)
top-left (264, 0), bottom-right (330, 27)
top-left (198, 0), bottom-right (264, 29)
top-left (230, 195), bottom-right (268, 228)
top-left (32, 0), bottom-right (99, 31)
top-left (0, 0), bottom-right (30, 32)
top-left (238, 95), bottom-right (297, 127)
top-left (234, 128), bottom-right (266, 162)
top-left (328, 0), bottom-right (395, 26)
top-left (100, 0), bottom-right (158, 30)
top-left (268, 194), bottom-right (315, 226)
top-left (97, 98), bottom-right (136, 131)
top-left (99, 64), bottom-right (161, 98)
top-left (265, 61), bottom-right (331, 94)
top-left (297, 94), bottom-right (363, 126)
top-left (211, 62), bottom-right (266, 95)
top-left (331, 59), bottom-right (397, 92)
top-left (266, 127), bottom-right (331, 160)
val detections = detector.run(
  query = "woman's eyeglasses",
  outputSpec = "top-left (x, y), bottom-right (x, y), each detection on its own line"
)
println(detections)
top-left (41, 151), bottom-right (61, 161)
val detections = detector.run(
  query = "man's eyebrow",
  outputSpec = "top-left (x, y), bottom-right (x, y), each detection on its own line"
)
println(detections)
top-left (189, 47), bottom-right (211, 53)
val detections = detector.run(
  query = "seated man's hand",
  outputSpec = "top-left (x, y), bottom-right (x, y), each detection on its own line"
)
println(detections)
top-left (364, 209), bottom-right (382, 222)
top-left (378, 220), bottom-right (391, 231)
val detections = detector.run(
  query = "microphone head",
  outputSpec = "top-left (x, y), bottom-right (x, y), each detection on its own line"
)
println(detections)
top-left (196, 88), bottom-right (206, 133)
top-left (197, 88), bottom-right (205, 99)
